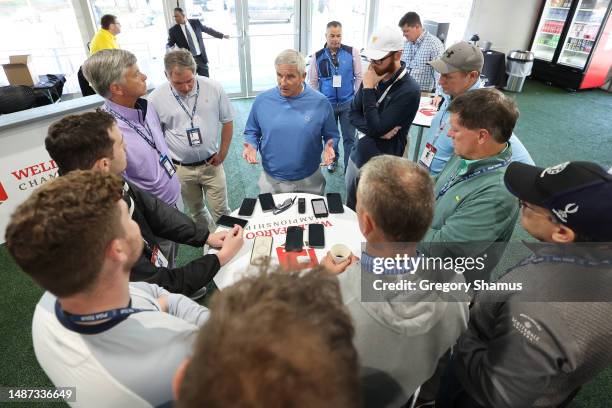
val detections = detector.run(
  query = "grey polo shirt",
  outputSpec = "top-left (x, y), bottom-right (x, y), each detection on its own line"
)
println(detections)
top-left (149, 75), bottom-right (234, 163)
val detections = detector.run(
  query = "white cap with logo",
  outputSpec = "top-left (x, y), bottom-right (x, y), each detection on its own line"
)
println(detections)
top-left (362, 26), bottom-right (405, 61)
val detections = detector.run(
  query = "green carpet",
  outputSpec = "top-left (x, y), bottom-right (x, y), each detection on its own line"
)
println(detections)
top-left (1, 79), bottom-right (611, 406)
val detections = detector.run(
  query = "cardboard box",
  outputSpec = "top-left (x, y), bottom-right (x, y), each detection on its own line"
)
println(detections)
top-left (2, 55), bottom-right (38, 86)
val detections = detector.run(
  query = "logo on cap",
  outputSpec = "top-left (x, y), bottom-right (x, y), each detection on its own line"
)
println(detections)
top-left (444, 50), bottom-right (455, 58)
top-left (540, 162), bottom-right (569, 178)
top-left (552, 203), bottom-right (579, 223)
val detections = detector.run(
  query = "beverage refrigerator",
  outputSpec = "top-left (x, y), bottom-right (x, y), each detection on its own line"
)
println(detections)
top-left (529, 0), bottom-right (612, 90)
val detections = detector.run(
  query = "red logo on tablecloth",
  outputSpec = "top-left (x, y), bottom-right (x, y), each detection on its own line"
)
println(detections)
top-left (0, 182), bottom-right (7, 204)
top-left (276, 246), bottom-right (319, 270)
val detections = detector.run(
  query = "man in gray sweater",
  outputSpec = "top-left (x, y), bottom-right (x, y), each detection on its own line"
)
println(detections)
top-left (322, 155), bottom-right (469, 407)
top-left (438, 161), bottom-right (612, 408)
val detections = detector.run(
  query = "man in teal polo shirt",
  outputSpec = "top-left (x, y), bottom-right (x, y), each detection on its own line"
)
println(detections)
top-left (419, 88), bottom-right (520, 284)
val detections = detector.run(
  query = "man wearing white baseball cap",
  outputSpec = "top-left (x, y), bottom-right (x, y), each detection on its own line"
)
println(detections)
top-left (346, 26), bottom-right (420, 209)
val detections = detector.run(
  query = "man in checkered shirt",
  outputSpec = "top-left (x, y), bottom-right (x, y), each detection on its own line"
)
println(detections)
top-left (399, 12), bottom-right (444, 93)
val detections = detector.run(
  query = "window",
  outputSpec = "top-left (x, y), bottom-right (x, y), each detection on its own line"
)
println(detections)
top-left (309, 0), bottom-right (369, 55)
top-left (89, 0), bottom-right (168, 88)
top-left (376, 0), bottom-right (474, 46)
top-left (0, 0), bottom-right (86, 93)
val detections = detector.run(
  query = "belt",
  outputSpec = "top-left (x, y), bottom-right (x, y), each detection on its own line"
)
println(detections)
top-left (172, 153), bottom-right (215, 167)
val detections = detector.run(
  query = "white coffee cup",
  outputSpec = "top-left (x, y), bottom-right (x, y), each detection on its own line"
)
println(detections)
top-left (330, 244), bottom-right (351, 264)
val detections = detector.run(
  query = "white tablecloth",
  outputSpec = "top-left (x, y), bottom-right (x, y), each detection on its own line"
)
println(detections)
top-left (213, 193), bottom-right (365, 290)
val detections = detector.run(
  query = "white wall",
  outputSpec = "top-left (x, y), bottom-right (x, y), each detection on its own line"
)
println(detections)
top-left (465, 0), bottom-right (542, 54)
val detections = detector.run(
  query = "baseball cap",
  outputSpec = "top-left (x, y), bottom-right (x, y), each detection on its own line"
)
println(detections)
top-left (362, 26), bottom-right (404, 61)
top-left (504, 161), bottom-right (612, 240)
top-left (428, 41), bottom-right (484, 74)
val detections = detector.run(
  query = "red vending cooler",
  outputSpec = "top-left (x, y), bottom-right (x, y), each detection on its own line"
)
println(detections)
top-left (530, 0), bottom-right (612, 91)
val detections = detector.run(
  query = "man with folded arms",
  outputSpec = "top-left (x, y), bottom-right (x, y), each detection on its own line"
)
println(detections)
top-left (45, 111), bottom-right (243, 298)
top-left (438, 161), bottom-right (612, 407)
top-left (83, 48), bottom-right (181, 265)
top-left (346, 26), bottom-right (420, 209)
top-left (243, 49), bottom-right (338, 195)
top-left (420, 42), bottom-right (533, 176)
top-left (322, 155), bottom-right (468, 406)
top-left (150, 49), bottom-right (233, 230)
top-left (5, 171), bottom-right (210, 407)
top-left (419, 88), bottom-right (520, 284)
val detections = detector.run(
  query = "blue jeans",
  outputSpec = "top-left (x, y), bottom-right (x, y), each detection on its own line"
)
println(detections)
top-left (334, 100), bottom-right (356, 171)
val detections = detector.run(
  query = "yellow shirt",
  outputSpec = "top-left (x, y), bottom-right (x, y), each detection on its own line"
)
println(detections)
top-left (89, 29), bottom-right (119, 56)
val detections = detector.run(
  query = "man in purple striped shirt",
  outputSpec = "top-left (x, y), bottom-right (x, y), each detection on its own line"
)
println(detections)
top-left (83, 49), bottom-right (180, 208)
top-left (83, 49), bottom-right (181, 264)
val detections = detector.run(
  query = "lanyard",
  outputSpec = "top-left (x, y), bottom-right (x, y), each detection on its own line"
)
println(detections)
top-left (407, 41), bottom-right (424, 69)
top-left (61, 304), bottom-right (149, 323)
top-left (377, 68), bottom-right (407, 106)
top-left (517, 254), bottom-right (612, 269)
top-left (432, 109), bottom-right (449, 146)
top-left (106, 105), bottom-right (161, 156)
top-left (436, 161), bottom-right (509, 200)
top-left (325, 49), bottom-right (339, 73)
top-left (170, 80), bottom-right (200, 128)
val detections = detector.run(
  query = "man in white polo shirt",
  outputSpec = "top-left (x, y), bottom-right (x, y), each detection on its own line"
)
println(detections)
top-left (150, 49), bottom-right (233, 230)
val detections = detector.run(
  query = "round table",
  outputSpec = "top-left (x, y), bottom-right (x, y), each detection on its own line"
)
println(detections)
top-left (213, 193), bottom-right (365, 290)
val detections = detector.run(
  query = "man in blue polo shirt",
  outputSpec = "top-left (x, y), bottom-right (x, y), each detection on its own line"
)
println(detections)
top-left (309, 21), bottom-right (363, 173)
top-left (419, 42), bottom-right (534, 176)
top-left (243, 49), bottom-right (339, 195)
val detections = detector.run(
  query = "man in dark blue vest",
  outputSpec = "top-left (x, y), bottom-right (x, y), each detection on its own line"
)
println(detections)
top-left (308, 21), bottom-right (363, 173)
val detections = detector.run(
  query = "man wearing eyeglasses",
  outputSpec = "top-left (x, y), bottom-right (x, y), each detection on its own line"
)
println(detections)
top-left (309, 21), bottom-right (363, 174)
top-left (345, 26), bottom-right (420, 210)
top-left (438, 160), bottom-right (612, 408)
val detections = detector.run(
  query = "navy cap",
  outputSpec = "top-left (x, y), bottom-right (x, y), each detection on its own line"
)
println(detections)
top-left (504, 161), bottom-right (612, 240)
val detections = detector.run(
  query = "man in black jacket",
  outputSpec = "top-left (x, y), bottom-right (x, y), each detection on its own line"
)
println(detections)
top-left (346, 26), bottom-right (420, 210)
top-left (167, 7), bottom-right (229, 77)
top-left (437, 161), bottom-right (612, 408)
top-left (45, 110), bottom-right (244, 298)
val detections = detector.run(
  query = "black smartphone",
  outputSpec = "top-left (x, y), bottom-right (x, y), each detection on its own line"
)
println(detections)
top-left (308, 223), bottom-right (325, 248)
top-left (311, 198), bottom-right (329, 218)
top-left (298, 197), bottom-right (306, 214)
top-left (258, 193), bottom-right (276, 212)
top-left (238, 197), bottom-right (257, 216)
top-left (326, 193), bottom-right (344, 214)
top-left (285, 226), bottom-right (304, 252)
top-left (217, 215), bottom-right (248, 229)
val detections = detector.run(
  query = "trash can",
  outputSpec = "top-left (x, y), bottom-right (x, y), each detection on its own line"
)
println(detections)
top-left (504, 50), bottom-right (534, 92)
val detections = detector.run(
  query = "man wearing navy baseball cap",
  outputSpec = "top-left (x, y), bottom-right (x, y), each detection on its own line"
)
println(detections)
top-left (438, 161), bottom-right (612, 408)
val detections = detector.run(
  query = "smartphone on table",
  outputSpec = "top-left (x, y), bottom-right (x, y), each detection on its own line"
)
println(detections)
top-left (308, 223), bottom-right (325, 248)
top-left (250, 236), bottom-right (273, 265)
top-left (216, 215), bottom-right (248, 229)
top-left (285, 226), bottom-right (304, 252)
top-left (238, 197), bottom-right (257, 216)
top-left (326, 193), bottom-right (344, 214)
top-left (311, 198), bottom-right (329, 218)
top-left (258, 193), bottom-right (276, 212)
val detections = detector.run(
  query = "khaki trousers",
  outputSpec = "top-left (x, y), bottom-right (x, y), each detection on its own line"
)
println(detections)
top-left (176, 162), bottom-right (230, 230)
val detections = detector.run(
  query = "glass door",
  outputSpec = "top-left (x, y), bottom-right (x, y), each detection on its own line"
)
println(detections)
top-left (245, 0), bottom-right (299, 94)
top-left (185, 0), bottom-right (243, 95)
top-left (532, 0), bottom-right (572, 62)
top-left (558, 0), bottom-right (610, 69)
top-left (90, 0), bottom-right (167, 87)
top-left (189, 0), bottom-right (299, 97)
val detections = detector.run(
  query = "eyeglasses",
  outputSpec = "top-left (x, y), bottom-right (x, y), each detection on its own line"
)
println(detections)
top-left (369, 52), bottom-right (394, 65)
top-left (519, 200), bottom-right (559, 223)
top-left (273, 196), bottom-right (296, 215)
